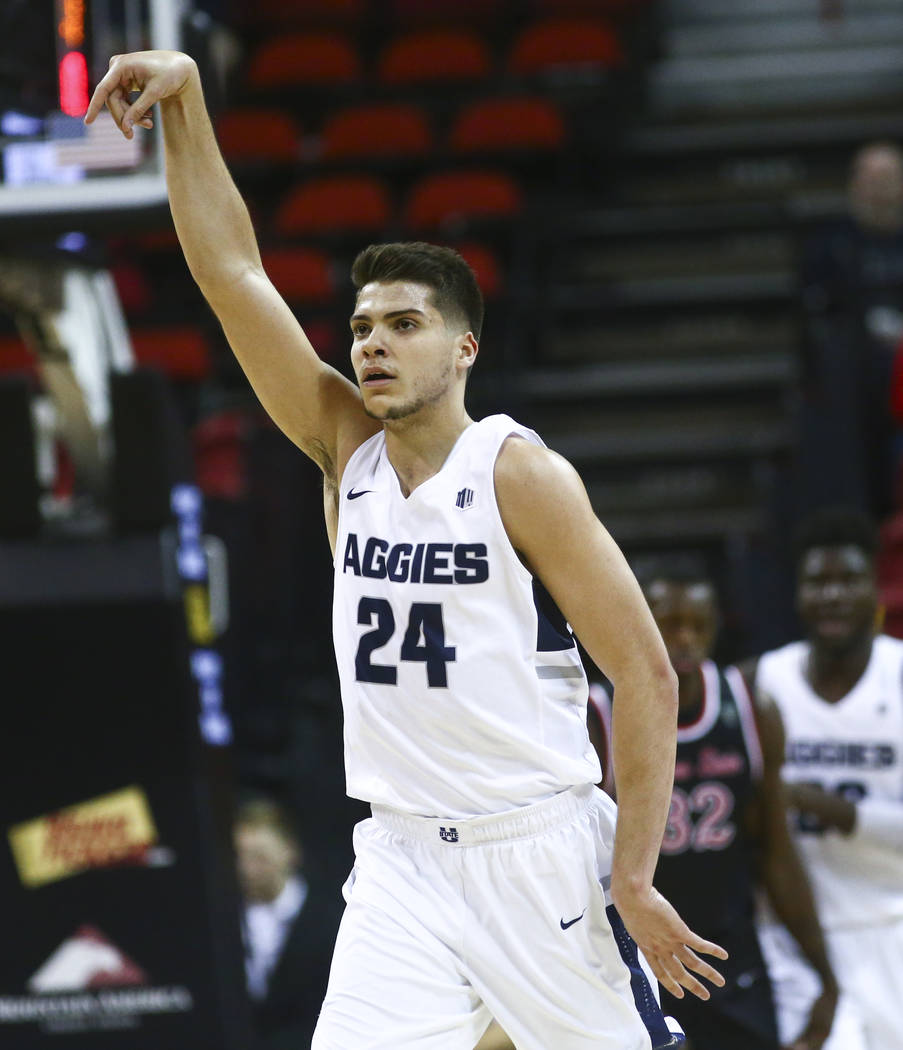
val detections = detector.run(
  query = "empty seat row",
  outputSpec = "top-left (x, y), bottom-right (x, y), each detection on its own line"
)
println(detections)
top-left (270, 170), bottom-right (523, 236)
top-left (217, 96), bottom-right (567, 165)
top-left (246, 20), bottom-right (623, 90)
top-left (235, 0), bottom-right (649, 28)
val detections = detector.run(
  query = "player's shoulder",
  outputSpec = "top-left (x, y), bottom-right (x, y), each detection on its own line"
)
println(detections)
top-left (875, 632), bottom-right (903, 655)
top-left (755, 639), bottom-right (806, 679)
top-left (874, 633), bottom-right (903, 672)
top-left (495, 429), bottom-right (577, 490)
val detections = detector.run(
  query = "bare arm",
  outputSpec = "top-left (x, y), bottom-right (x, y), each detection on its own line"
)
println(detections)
top-left (495, 439), bottom-right (726, 1000)
top-left (85, 51), bottom-right (377, 479)
top-left (751, 691), bottom-right (838, 1050)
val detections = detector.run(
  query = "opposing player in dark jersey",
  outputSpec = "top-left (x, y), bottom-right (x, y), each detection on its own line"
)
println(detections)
top-left (591, 573), bottom-right (837, 1050)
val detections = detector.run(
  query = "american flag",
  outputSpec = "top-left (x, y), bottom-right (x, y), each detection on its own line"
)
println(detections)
top-left (54, 112), bottom-right (142, 171)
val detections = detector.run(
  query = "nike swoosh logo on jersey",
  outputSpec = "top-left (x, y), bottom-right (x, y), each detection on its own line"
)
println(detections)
top-left (347, 489), bottom-right (373, 500)
top-left (560, 910), bottom-right (586, 930)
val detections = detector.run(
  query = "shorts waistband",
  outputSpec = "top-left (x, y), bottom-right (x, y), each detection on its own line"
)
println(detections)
top-left (371, 783), bottom-right (595, 846)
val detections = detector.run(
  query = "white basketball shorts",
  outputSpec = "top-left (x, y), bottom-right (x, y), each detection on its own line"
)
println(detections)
top-left (826, 918), bottom-right (903, 1050)
top-left (757, 921), bottom-right (868, 1050)
top-left (311, 784), bottom-right (680, 1050)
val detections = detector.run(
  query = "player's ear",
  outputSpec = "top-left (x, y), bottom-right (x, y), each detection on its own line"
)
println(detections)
top-left (458, 333), bottom-right (478, 372)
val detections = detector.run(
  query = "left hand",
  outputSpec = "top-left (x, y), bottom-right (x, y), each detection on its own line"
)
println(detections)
top-left (785, 986), bottom-right (838, 1050)
top-left (612, 883), bottom-right (728, 1001)
top-left (785, 783), bottom-right (856, 834)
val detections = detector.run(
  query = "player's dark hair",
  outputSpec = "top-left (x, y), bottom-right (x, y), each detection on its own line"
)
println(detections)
top-left (793, 507), bottom-right (878, 567)
top-left (234, 796), bottom-right (301, 850)
top-left (636, 557), bottom-right (715, 597)
top-left (351, 242), bottom-right (484, 342)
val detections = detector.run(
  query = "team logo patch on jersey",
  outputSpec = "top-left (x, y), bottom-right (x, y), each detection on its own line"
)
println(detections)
top-left (455, 487), bottom-right (474, 510)
top-left (438, 826), bottom-right (459, 843)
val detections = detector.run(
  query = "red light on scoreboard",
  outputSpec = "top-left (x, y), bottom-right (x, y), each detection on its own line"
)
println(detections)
top-left (59, 51), bottom-right (89, 117)
top-left (57, 0), bottom-right (89, 117)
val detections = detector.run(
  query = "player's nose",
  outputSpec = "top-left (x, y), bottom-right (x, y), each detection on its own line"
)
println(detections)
top-left (360, 328), bottom-right (388, 356)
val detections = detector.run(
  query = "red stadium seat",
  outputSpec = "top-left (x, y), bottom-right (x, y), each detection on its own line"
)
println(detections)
top-left (449, 96), bottom-right (566, 153)
top-left (303, 318), bottom-right (342, 361)
top-left (216, 108), bottom-right (301, 164)
top-left (274, 175), bottom-right (392, 236)
top-left (878, 511), bottom-right (903, 583)
top-left (880, 582), bottom-right (903, 640)
top-left (320, 103), bottom-right (433, 162)
top-left (245, 0), bottom-right (365, 24)
top-left (389, 0), bottom-right (503, 22)
top-left (454, 242), bottom-right (503, 298)
top-left (111, 260), bottom-right (153, 315)
top-left (193, 409), bottom-right (250, 501)
top-left (404, 170), bottom-right (523, 231)
top-left (0, 334), bottom-right (35, 377)
top-left (377, 29), bottom-right (492, 85)
top-left (261, 247), bottom-right (335, 303)
top-left (132, 228), bottom-right (180, 252)
top-left (130, 326), bottom-right (212, 381)
top-left (507, 17), bottom-right (624, 75)
top-left (531, 0), bottom-right (652, 14)
top-left (247, 32), bottom-right (362, 90)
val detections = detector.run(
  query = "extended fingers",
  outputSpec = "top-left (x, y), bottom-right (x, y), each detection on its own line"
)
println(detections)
top-left (647, 941), bottom-right (727, 1003)
top-left (84, 57), bottom-right (125, 124)
top-left (685, 932), bottom-right (729, 961)
top-left (648, 950), bottom-right (709, 1001)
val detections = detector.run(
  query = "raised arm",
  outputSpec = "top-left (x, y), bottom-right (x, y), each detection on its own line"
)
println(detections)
top-left (495, 438), bottom-right (727, 1001)
top-left (749, 691), bottom-right (838, 1050)
top-left (85, 51), bottom-right (378, 480)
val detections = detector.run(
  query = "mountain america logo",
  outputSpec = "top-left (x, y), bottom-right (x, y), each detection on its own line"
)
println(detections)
top-left (28, 926), bottom-right (147, 992)
top-left (0, 927), bottom-right (193, 1031)
top-left (455, 487), bottom-right (474, 510)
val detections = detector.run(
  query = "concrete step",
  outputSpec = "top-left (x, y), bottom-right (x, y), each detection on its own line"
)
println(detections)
top-left (670, 12), bottom-right (903, 57)
top-left (518, 354), bottom-right (796, 401)
top-left (649, 45), bottom-right (903, 115)
top-left (663, 0), bottom-right (898, 25)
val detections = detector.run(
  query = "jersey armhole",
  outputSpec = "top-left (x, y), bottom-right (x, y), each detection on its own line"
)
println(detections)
top-left (725, 665), bottom-right (765, 781)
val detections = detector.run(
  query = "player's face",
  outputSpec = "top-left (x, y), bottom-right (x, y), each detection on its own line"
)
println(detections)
top-left (350, 280), bottom-right (472, 422)
top-left (647, 580), bottom-right (718, 675)
top-left (797, 545), bottom-right (877, 653)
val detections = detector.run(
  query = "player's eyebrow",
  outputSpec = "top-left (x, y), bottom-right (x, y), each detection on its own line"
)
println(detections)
top-left (350, 307), bottom-right (428, 323)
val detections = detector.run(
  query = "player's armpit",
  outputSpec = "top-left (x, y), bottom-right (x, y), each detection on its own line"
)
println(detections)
top-left (493, 438), bottom-right (669, 688)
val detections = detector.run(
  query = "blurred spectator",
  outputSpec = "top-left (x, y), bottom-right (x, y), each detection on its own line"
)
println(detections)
top-left (234, 796), bottom-right (342, 1049)
top-left (798, 142), bottom-right (903, 517)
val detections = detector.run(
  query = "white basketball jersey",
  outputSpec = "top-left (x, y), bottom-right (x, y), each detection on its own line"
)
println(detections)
top-left (332, 414), bottom-right (601, 818)
top-left (756, 636), bottom-right (903, 928)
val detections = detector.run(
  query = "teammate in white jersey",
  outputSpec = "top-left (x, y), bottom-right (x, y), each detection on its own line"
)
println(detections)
top-left (86, 52), bottom-right (727, 1049)
top-left (751, 508), bottom-right (903, 1050)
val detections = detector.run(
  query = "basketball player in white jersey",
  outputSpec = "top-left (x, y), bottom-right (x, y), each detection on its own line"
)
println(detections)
top-left (750, 508), bottom-right (903, 1050)
top-left (86, 52), bottom-right (727, 1049)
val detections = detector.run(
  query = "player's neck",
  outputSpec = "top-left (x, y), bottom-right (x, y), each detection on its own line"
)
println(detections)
top-left (806, 632), bottom-right (874, 703)
top-left (383, 403), bottom-right (474, 498)
top-left (676, 666), bottom-right (704, 717)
